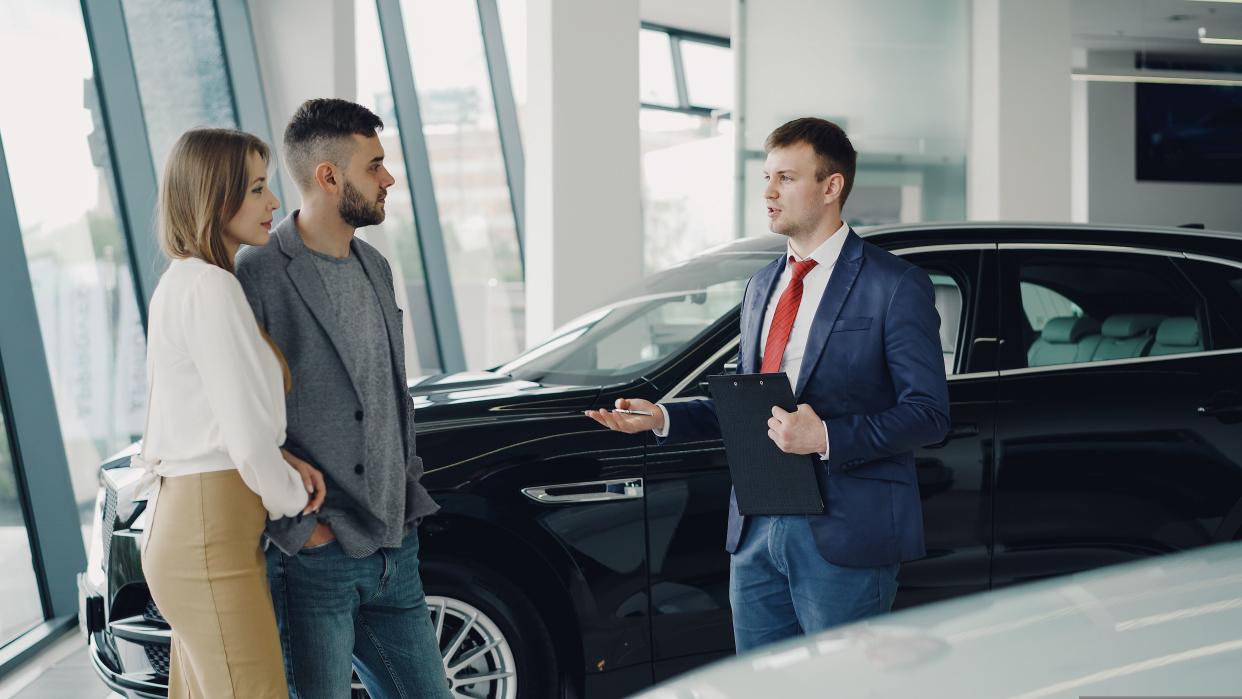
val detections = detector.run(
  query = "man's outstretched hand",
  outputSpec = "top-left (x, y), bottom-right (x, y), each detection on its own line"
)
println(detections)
top-left (585, 398), bottom-right (665, 434)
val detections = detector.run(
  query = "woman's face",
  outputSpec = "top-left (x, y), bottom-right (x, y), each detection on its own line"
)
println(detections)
top-left (222, 150), bottom-right (280, 254)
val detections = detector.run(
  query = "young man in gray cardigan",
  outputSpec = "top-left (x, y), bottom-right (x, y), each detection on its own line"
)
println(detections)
top-left (236, 98), bottom-right (448, 699)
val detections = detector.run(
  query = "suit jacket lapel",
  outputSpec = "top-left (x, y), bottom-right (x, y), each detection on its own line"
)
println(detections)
top-left (275, 217), bottom-right (365, 404)
top-left (741, 255), bottom-right (786, 374)
top-left (794, 229), bottom-right (865, 399)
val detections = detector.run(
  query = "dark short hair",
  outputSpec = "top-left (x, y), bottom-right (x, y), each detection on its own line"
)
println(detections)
top-left (764, 117), bottom-right (857, 208)
top-left (283, 98), bottom-right (384, 188)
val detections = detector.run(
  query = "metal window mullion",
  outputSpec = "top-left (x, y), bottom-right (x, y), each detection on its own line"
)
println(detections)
top-left (669, 35), bottom-right (691, 110)
top-left (375, 0), bottom-right (467, 373)
top-left (476, 0), bottom-right (525, 263)
top-left (81, 0), bottom-right (162, 322)
top-left (0, 135), bottom-right (85, 621)
top-left (214, 0), bottom-right (288, 206)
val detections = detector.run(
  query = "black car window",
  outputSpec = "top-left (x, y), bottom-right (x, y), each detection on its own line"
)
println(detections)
top-left (1174, 257), bottom-right (1242, 351)
top-left (1001, 249), bottom-right (1204, 370)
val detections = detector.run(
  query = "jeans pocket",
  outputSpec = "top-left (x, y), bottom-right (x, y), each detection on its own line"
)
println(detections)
top-left (300, 539), bottom-right (337, 555)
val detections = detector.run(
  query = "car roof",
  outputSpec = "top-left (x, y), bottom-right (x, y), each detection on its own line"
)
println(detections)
top-left (707, 221), bottom-right (1242, 257)
top-left (635, 542), bottom-right (1242, 699)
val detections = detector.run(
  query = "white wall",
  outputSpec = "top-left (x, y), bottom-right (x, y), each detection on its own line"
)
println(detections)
top-left (739, 0), bottom-right (969, 233)
top-left (968, 0), bottom-right (1072, 221)
top-left (249, 0), bottom-right (357, 211)
top-left (525, 0), bottom-right (642, 344)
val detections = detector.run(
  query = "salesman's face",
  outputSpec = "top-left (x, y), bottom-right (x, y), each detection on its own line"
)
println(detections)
top-left (762, 143), bottom-right (835, 238)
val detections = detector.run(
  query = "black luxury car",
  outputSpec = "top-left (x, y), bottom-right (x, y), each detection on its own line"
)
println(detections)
top-left (79, 222), bottom-right (1242, 699)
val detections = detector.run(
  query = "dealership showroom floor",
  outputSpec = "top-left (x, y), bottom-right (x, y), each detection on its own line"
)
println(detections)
top-left (4, 0), bottom-right (1242, 698)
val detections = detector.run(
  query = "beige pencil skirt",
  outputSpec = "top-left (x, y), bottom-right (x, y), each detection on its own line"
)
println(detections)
top-left (141, 469), bottom-right (288, 699)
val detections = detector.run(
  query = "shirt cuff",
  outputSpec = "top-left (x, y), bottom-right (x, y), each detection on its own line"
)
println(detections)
top-left (819, 420), bottom-right (830, 461)
top-left (653, 404), bottom-right (671, 438)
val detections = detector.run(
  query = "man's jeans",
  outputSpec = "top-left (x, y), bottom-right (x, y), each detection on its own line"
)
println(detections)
top-left (266, 531), bottom-right (450, 699)
top-left (729, 515), bottom-right (900, 654)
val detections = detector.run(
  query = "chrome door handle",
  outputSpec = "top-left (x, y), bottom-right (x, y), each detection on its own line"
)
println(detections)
top-left (521, 478), bottom-right (644, 504)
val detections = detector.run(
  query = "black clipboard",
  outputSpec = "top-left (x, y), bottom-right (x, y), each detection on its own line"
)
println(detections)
top-left (706, 373), bottom-right (825, 516)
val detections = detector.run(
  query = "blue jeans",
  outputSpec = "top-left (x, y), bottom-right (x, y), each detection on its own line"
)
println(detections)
top-left (266, 531), bottom-right (450, 699)
top-left (729, 515), bottom-right (900, 654)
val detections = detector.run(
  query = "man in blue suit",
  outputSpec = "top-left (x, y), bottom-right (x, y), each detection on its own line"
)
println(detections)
top-left (587, 117), bottom-right (949, 652)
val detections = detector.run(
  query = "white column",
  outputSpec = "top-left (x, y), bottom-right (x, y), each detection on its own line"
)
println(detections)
top-left (969, 0), bottom-right (1072, 221)
top-left (249, 0), bottom-right (357, 211)
top-left (525, 0), bottom-right (642, 346)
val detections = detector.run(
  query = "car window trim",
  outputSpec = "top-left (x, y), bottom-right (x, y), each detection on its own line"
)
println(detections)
top-left (998, 347), bottom-right (1242, 377)
top-left (1184, 252), bottom-right (1242, 272)
top-left (999, 242), bottom-right (1183, 257)
top-left (660, 336), bottom-right (741, 402)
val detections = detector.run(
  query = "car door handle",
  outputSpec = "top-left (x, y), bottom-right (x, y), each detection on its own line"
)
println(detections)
top-left (1197, 390), bottom-right (1242, 421)
top-left (521, 478), bottom-right (644, 504)
top-left (925, 423), bottom-right (979, 449)
top-left (1197, 403), bottom-right (1242, 418)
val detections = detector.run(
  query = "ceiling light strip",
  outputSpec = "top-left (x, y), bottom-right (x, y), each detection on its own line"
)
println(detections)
top-left (1071, 72), bottom-right (1242, 87)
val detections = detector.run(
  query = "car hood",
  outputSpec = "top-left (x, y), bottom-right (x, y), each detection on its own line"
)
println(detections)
top-left (406, 371), bottom-right (603, 426)
top-left (635, 542), bottom-right (1242, 699)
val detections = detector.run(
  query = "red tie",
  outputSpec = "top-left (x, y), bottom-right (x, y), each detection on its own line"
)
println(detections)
top-left (760, 257), bottom-right (819, 373)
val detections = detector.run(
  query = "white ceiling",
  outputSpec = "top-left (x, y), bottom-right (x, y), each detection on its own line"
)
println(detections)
top-left (1074, 0), bottom-right (1242, 57)
top-left (636, 0), bottom-right (1242, 61)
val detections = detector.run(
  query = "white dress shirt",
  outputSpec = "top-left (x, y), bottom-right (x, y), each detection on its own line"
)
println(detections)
top-left (655, 222), bottom-right (851, 461)
top-left (136, 257), bottom-right (309, 522)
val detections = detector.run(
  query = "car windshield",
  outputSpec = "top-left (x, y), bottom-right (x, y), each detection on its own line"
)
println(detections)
top-left (496, 252), bottom-right (775, 385)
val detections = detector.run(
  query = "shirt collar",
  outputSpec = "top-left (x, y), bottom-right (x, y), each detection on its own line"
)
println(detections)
top-left (787, 221), bottom-right (849, 268)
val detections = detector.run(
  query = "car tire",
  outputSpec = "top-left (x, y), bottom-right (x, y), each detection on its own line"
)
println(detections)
top-left (420, 559), bottom-right (564, 699)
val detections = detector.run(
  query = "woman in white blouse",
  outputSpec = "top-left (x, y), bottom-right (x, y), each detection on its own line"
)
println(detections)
top-left (138, 128), bottom-right (327, 698)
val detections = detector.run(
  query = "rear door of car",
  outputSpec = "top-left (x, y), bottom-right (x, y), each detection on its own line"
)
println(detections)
top-left (992, 242), bottom-right (1242, 587)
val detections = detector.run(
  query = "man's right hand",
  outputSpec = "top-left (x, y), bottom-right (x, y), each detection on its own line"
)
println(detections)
top-left (585, 398), bottom-right (665, 434)
top-left (302, 521), bottom-right (336, 549)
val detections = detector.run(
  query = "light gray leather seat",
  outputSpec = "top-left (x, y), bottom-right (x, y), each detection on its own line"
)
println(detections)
top-left (1147, 316), bottom-right (1202, 356)
top-left (1092, 314), bottom-right (1164, 361)
top-left (1027, 316), bottom-right (1102, 367)
top-left (934, 283), bottom-right (962, 373)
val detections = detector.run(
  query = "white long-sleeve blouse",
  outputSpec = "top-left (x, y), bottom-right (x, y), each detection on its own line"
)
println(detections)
top-left (138, 257), bottom-right (308, 520)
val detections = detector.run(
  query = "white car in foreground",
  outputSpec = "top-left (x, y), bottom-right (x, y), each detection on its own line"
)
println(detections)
top-left (634, 542), bottom-right (1242, 699)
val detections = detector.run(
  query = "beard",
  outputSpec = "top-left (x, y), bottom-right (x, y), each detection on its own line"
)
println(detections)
top-left (339, 180), bottom-right (385, 228)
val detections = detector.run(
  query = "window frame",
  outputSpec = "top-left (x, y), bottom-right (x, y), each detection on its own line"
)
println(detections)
top-left (640, 22), bottom-right (730, 118)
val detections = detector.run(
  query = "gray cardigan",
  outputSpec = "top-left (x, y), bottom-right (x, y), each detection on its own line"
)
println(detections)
top-left (235, 212), bottom-right (439, 557)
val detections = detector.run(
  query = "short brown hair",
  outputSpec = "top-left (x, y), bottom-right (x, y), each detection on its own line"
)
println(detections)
top-left (158, 128), bottom-right (270, 275)
top-left (764, 117), bottom-right (857, 208)
top-left (284, 98), bottom-right (384, 189)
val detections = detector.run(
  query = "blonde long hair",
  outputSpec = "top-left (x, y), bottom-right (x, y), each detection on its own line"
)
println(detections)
top-left (158, 128), bottom-right (292, 392)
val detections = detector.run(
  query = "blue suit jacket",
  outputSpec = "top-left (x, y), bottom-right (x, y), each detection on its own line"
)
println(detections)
top-left (661, 230), bottom-right (949, 567)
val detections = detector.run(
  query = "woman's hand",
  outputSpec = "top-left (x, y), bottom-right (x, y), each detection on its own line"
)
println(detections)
top-left (281, 448), bottom-right (327, 515)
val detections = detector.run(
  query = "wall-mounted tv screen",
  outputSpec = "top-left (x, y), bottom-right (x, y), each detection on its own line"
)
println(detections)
top-left (1136, 82), bottom-right (1242, 184)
